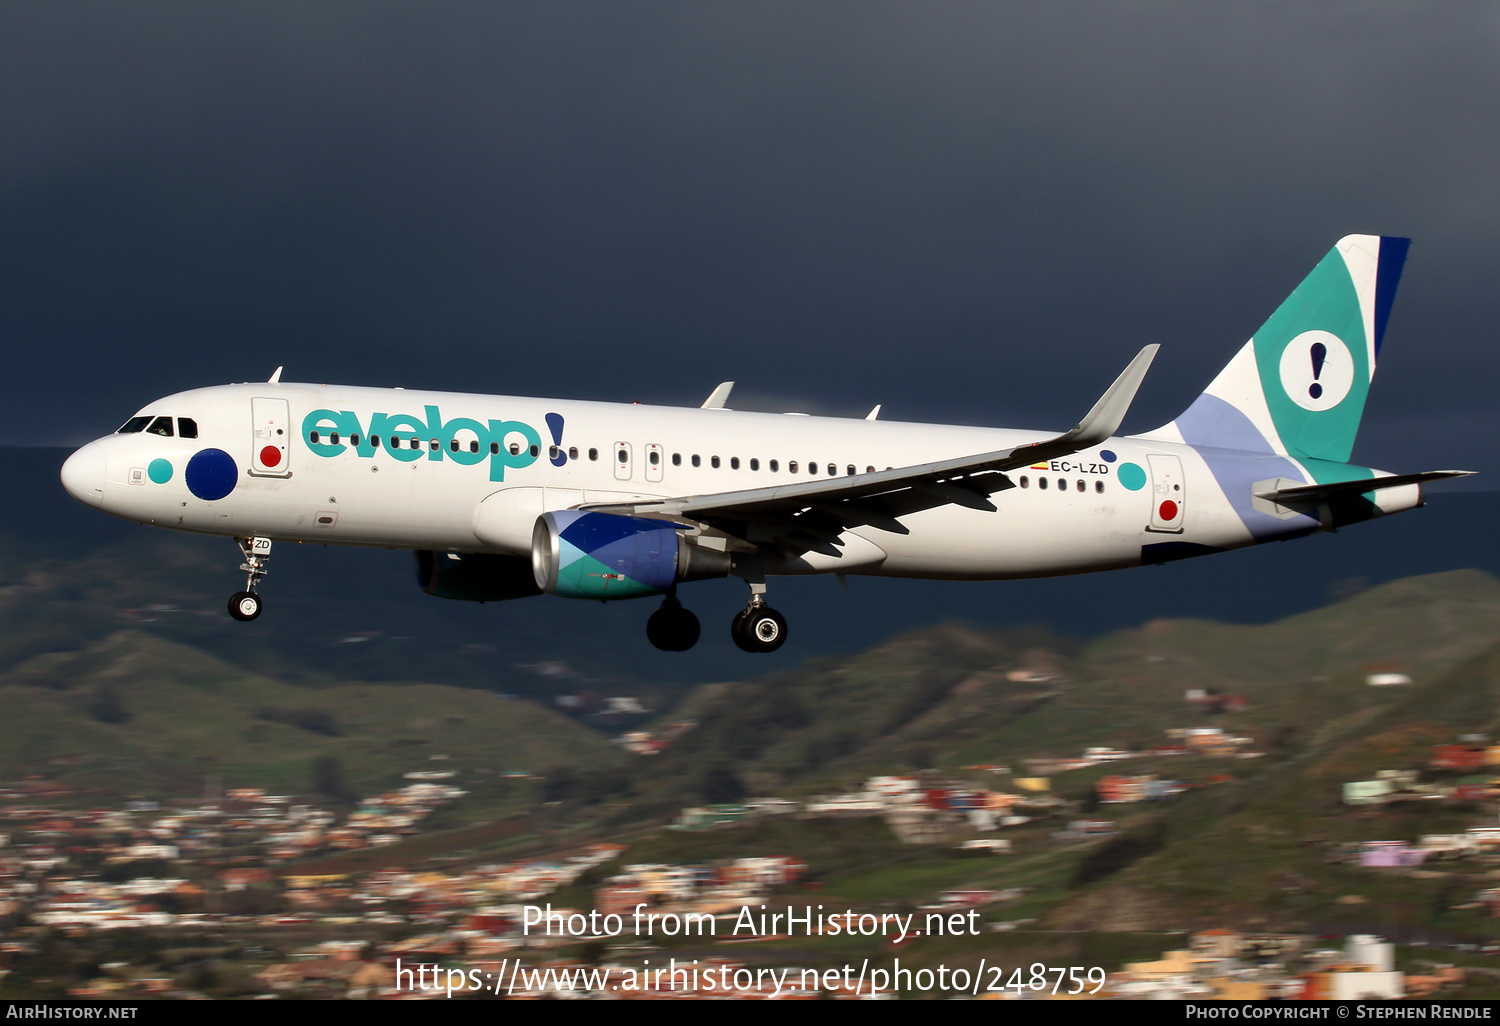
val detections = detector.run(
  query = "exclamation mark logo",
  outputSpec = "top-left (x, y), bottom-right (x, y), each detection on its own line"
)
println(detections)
top-left (545, 412), bottom-right (567, 466)
top-left (1308, 342), bottom-right (1326, 400)
top-left (1279, 330), bottom-right (1353, 412)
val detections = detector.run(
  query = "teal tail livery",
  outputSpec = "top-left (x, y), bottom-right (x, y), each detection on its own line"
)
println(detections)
top-left (60, 234), bottom-right (1474, 653)
top-left (1147, 234), bottom-right (1406, 462)
top-left (1137, 235), bottom-right (1467, 546)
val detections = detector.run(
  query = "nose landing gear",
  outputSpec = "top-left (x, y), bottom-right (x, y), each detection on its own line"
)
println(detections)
top-left (228, 536), bottom-right (271, 622)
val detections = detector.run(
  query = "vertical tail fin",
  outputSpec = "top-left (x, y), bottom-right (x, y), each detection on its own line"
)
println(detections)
top-left (1149, 235), bottom-right (1409, 463)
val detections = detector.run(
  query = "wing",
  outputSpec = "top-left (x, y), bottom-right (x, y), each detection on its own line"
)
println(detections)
top-left (584, 345), bottom-right (1159, 555)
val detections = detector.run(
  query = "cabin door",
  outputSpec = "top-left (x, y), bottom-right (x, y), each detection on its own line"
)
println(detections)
top-left (251, 398), bottom-right (291, 477)
top-left (1147, 454), bottom-right (1185, 532)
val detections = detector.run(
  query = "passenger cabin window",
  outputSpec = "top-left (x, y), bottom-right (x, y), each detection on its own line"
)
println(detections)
top-left (769, 460), bottom-right (779, 472)
top-left (730, 457), bottom-right (739, 470)
top-left (589, 448), bottom-right (599, 461)
top-left (530, 444), bottom-right (540, 457)
top-left (177, 418), bottom-right (198, 439)
top-left (847, 465), bottom-right (856, 476)
top-left (649, 450), bottom-right (660, 466)
top-left (147, 416), bottom-right (173, 437)
top-left (672, 453), bottom-right (681, 467)
top-left (691, 454), bottom-right (701, 467)
top-left (569, 447), bottom-right (578, 460)
top-left (789, 461), bottom-right (798, 473)
top-left (117, 416), bottom-right (152, 434)
top-left (749, 458), bottom-right (759, 471)
top-left (808, 462), bottom-right (817, 474)
top-left (711, 456), bottom-right (721, 469)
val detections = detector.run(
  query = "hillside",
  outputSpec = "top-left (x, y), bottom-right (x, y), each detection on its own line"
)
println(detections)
top-left (0, 628), bottom-right (626, 802)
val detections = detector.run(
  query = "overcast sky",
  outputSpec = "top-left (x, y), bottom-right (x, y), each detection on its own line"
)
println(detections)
top-left (3, 3), bottom-right (1496, 482)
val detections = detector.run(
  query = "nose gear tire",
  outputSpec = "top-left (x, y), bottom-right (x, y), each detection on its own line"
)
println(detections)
top-left (228, 591), bottom-right (262, 621)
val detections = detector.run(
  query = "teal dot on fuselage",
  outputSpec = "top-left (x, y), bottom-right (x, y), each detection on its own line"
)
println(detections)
top-left (1117, 462), bottom-right (1146, 491)
top-left (148, 458), bottom-right (173, 484)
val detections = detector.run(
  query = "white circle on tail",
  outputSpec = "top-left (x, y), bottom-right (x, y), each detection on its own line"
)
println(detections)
top-left (1279, 330), bottom-right (1354, 411)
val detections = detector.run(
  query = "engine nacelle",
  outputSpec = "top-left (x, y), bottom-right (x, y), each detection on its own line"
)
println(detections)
top-left (415, 550), bottom-right (542, 602)
top-left (531, 511), bottom-right (730, 599)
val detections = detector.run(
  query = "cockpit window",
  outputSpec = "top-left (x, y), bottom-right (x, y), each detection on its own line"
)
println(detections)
top-left (117, 416), bottom-right (152, 434)
top-left (146, 416), bottom-right (174, 437)
top-left (177, 418), bottom-right (198, 439)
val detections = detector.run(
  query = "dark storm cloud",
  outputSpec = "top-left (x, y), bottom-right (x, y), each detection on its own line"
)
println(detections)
top-left (2, 3), bottom-right (1496, 478)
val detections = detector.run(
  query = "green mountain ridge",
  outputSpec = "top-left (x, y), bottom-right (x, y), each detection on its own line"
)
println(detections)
top-left (0, 628), bottom-right (626, 800)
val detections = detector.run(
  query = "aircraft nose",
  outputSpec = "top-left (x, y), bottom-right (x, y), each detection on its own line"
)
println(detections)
top-left (61, 442), bottom-right (107, 507)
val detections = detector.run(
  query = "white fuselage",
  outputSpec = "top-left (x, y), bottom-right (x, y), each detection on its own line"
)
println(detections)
top-left (60, 380), bottom-right (1418, 585)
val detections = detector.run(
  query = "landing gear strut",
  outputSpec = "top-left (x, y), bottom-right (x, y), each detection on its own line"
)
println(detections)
top-left (228, 536), bottom-right (271, 622)
top-left (646, 591), bottom-right (700, 651)
top-left (730, 572), bottom-right (787, 653)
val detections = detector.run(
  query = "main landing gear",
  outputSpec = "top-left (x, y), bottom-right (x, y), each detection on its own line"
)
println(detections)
top-left (228, 536), bottom-right (271, 622)
top-left (646, 591), bottom-right (701, 651)
top-left (644, 580), bottom-right (787, 654)
top-left (729, 571), bottom-right (787, 653)
top-left (731, 603), bottom-right (787, 653)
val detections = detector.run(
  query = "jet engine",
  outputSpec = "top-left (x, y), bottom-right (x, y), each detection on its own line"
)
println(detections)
top-left (530, 511), bottom-right (730, 599)
top-left (415, 550), bottom-right (542, 602)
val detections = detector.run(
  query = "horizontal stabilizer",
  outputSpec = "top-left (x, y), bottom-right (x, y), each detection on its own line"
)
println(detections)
top-left (1255, 470), bottom-right (1476, 504)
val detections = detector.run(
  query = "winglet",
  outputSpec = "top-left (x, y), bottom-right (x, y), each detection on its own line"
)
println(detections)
top-left (866, 404), bottom-right (882, 421)
top-left (268, 366), bottom-right (284, 384)
top-left (1056, 344), bottom-right (1158, 448)
top-left (701, 382), bottom-right (734, 409)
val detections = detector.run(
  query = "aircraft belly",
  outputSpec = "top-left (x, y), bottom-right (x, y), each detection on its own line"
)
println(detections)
top-left (865, 502), bottom-right (1139, 580)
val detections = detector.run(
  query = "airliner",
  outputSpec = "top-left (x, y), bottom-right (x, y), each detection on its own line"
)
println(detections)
top-left (60, 235), bottom-right (1471, 652)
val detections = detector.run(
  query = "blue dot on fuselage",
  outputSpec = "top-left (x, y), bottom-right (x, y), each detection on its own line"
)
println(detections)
top-left (1117, 462), bottom-right (1147, 491)
top-left (147, 458), bottom-right (172, 484)
top-left (185, 449), bottom-right (238, 501)
top-left (1100, 449), bottom-right (1117, 463)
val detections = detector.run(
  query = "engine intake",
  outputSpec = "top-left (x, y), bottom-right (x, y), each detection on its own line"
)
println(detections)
top-left (531, 511), bottom-right (729, 599)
